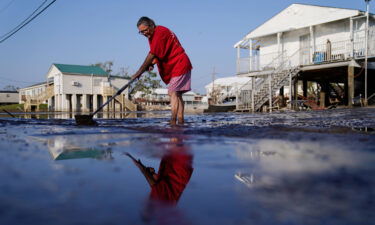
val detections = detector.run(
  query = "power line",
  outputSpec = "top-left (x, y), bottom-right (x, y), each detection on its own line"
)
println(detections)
top-left (0, 0), bottom-right (48, 39)
top-left (0, 75), bottom-right (38, 84)
top-left (0, 0), bottom-right (57, 44)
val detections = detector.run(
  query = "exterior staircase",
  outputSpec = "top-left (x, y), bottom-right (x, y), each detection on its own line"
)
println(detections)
top-left (236, 49), bottom-right (301, 112)
top-left (102, 86), bottom-right (137, 111)
top-left (24, 85), bottom-right (54, 112)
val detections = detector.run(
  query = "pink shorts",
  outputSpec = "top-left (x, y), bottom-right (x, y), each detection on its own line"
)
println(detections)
top-left (168, 70), bottom-right (191, 94)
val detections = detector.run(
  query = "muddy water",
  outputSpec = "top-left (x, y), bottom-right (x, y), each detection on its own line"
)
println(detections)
top-left (0, 108), bottom-right (374, 225)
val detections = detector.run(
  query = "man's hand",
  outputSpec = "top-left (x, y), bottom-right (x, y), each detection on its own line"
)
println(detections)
top-left (148, 58), bottom-right (157, 71)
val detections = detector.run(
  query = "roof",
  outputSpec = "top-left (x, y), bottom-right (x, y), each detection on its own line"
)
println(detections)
top-left (153, 88), bottom-right (169, 95)
top-left (20, 81), bottom-right (46, 89)
top-left (235, 3), bottom-right (363, 45)
top-left (53, 63), bottom-right (108, 76)
top-left (205, 76), bottom-right (251, 89)
top-left (0, 90), bottom-right (18, 93)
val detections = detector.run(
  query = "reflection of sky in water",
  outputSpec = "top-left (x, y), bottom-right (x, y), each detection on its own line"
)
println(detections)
top-left (234, 138), bottom-right (375, 224)
top-left (0, 108), bottom-right (374, 225)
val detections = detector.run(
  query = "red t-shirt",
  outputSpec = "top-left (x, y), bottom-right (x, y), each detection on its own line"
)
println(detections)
top-left (148, 26), bottom-right (192, 84)
top-left (149, 151), bottom-right (193, 205)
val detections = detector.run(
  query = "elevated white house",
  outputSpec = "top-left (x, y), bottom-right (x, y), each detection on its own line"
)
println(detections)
top-left (234, 3), bottom-right (375, 112)
top-left (205, 76), bottom-right (252, 105)
top-left (133, 88), bottom-right (205, 111)
top-left (47, 63), bottom-right (136, 112)
top-left (134, 88), bottom-right (200, 104)
top-left (21, 63), bottom-right (136, 112)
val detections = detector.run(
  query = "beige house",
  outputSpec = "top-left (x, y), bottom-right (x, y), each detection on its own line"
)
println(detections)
top-left (20, 63), bottom-right (136, 112)
top-left (0, 90), bottom-right (19, 105)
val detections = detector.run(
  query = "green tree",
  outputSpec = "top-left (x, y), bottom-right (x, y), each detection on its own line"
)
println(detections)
top-left (129, 71), bottom-right (162, 98)
top-left (92, 61), bottom-right (113, 75)
top-left (91, 61), bottom-right (162, 99)
top-left (3, 85), bottom-right (19, 91)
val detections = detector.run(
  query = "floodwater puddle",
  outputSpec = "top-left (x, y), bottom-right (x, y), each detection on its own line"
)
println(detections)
top-left (0, 108), bottom-right (374, 225)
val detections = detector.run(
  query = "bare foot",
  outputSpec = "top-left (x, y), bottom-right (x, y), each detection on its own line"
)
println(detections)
top-left (178, 118), bottom-right (184, 125)
top-left (169, 119), bottom-right (177, 126)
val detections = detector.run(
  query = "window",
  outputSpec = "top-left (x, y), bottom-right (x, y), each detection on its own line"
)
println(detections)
top-left (94, 79), bottom-right (101, 86)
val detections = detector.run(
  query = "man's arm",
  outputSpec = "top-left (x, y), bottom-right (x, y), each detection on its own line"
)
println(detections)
top-left (131, 53), bottom-right (155, 80)
top-left (124, 153), bottom-right (158, 187)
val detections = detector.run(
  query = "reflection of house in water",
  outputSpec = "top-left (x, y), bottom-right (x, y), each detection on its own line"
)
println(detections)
top-left (46, 137), bottom-right (112, 161)
top-left (235, 172), bottom-right (255, 188)
top-left (235, 4), bottom-right (375, 112)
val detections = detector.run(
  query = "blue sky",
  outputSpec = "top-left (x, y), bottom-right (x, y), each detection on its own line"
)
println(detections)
top-left (0, 0), bottom-right (373, 94)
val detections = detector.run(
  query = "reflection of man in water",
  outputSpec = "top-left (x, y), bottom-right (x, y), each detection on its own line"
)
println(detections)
top-left (126, 136), bottom-right (193, 205)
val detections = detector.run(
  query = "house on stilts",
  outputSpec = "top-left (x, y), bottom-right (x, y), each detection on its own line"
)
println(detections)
top-left (20, 63), bottom-right (137, 112)
top-left (234, 3), bottom-right (375, 112)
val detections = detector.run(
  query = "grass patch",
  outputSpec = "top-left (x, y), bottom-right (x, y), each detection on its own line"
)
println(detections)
top-left (0, 103), bottom-right (48, 112)
top-left (0, 104), bottom-right (24, 112)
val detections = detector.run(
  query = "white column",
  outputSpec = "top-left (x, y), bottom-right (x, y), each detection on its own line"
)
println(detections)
top-left (72, 94), bottom-right (77, 112)
top-left (47, 98), bottom-right (52, 111)
top-left (93, 94), bottom-right (98, 112)
top-left (237, 46), bottom-right (240, 74)
top-left (62, 94), bottom-right (69, 112)
top-left (289, 73), bottom-right (293, 109)
top-left (277, 33), bottom-right (282, 65)
top-left (58, 94), bottom-right (62, 111)
top-left (103, 96), bottom-right (108, 112)
top-left (249, 39), bottom-right (253, 72)
top-left (269, 74), bottom-right (272, 112)
top-left (350, 17), bottom-right (354, 57)
top-left (82, 94), bottom-right (89, 112)
top-left (251, 77), bottom-right (255, 112)
top-left (54, 95), bottom-right (59, 111)
top-left (309, 26), bottom-right (314, 64)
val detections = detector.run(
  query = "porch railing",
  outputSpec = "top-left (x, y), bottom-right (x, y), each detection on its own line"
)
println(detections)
top-left (236, 29), bottom-right (375, 74)
top-left (237, 51), bottom-right (287, 74)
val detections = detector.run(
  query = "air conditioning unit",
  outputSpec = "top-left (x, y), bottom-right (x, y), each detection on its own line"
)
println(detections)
top-left (72, 81), bottom-right (80, 86)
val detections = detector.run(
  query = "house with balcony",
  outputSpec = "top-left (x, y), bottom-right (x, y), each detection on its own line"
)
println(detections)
top-left (134, 88), bottom-right (204, 111)
top-left (234, 3), bottom-right (375, 112)
top-left (21, 63), bottom-right (136, 112)
top-left (205, 76), bottom-right (252, 105)
top-left (19, 82), bottom-right (48, 111)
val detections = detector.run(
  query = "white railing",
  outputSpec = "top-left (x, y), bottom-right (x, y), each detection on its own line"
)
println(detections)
top-left (311, 39), bottom-right (351, 64)
top-left (236, 28), bottom-right (375, 74)
top-left (237, 51), bottom-right (286, 74)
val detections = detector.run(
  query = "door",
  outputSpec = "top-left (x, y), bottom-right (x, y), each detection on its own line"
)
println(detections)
top-left (299, 34), bottom-right (310, 65)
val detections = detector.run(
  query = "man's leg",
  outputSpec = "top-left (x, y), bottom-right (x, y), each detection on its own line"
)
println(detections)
top-left (169, 91), bottom-right (178, 125)
top-left (177, 92), bottom-right (185, 124)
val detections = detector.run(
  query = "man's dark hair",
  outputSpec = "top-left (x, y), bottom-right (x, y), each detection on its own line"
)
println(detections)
top-left (137, 16), bottom-right (156, 28)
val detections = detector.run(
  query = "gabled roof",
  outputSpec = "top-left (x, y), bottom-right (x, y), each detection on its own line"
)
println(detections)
top-left (0, 90), bottom-right (18, 93)
top-left (21, 81), bottom-right (46, 89)
top-left (53, 63), bottom-right (108, 76)
top-left (236, 3), bottom-right (363, 44)
top-left (205, 76), bottom-right (251, 89)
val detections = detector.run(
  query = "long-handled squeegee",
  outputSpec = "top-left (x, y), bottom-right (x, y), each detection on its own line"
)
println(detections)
top-left (74, 77), bottom-right (137, 126)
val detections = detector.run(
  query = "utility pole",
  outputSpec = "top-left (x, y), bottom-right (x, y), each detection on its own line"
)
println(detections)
top-left (364, 0), bottom-right (371, 106)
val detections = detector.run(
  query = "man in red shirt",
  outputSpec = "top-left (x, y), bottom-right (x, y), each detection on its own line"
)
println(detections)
top-left (131, 17), bottom-right (192, 125)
